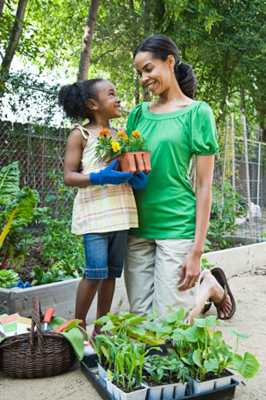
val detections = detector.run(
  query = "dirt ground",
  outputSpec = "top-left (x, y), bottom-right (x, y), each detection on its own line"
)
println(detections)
top-left (1, 273), bottom-right (265, 400)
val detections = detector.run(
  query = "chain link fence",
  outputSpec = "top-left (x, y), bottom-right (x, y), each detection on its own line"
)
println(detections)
top-left (1, 116), bottom-right (266, 243)
top-left (0, 120), bottom-right (70, 209)
top-left (215, 115), bottom-right (266, 243)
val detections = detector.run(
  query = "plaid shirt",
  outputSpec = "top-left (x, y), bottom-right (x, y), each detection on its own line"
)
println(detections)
top-left (71, 126), bottom-right (138, 235)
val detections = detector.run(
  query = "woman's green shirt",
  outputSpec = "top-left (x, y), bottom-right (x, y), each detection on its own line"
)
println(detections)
top-left (127, 101), bottom-right (219, 239)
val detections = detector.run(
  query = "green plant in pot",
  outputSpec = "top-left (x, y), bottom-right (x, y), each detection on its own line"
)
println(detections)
top-left (95, 312), bottom-right (165, 346)
top-left (107, 340), bottom-right (148, 400)
top-left (144, 350), bottom-right (190, 400)
top-left (95, 128), bottom-right (151, 174)
top-left (177, 317), bottom-right (260, 395)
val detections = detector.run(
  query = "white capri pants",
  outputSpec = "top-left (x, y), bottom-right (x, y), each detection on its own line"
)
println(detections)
top-left (124, 235), bottom-right (196, 315)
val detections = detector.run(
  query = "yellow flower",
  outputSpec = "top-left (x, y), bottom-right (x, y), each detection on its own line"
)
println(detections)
top-left (111, 140), bottom-right (121, 153)
top-left (99, 127), bottom-right (110, 137)
top-left (117, 129), bottom-right (126, 137)
top-left (132, 130), bottom-right (141, 138)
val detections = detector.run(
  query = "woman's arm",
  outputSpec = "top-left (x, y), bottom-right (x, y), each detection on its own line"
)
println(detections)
top-left (178, 155), bottom-right (215, 291)
top-left (64, 129), bottom-right (90, 188)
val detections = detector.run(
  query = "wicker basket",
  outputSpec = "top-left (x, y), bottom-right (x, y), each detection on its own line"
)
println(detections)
top-left (0, 297), bottom-right (76, 378)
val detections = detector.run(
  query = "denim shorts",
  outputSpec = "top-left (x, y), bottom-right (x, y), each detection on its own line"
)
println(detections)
top-left (83, 230), bottom-right (128, 279)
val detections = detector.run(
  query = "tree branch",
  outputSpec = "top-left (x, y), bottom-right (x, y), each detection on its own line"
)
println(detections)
top-left (77, 0), bottom-right (100, 81)
top-left (0, 0), bottom-right (29, 74)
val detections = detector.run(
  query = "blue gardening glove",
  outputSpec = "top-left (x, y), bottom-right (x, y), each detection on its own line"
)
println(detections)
top-left (90, 159), bottom-right (133, 185)
top-left (128, 172), bottom-right (148, 190)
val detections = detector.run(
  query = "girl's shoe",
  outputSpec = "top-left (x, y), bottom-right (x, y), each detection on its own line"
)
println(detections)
top-left (84, 340), bottom-right (95, 356)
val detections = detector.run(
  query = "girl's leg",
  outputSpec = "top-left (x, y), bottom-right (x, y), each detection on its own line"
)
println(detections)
top-left (96, 277), bottom-right (116, 320)
top-left (75, 278), bottom-right (100, 328)
top-left (93, 231), bottom-right (126, 334)
top-left (78, 233), bottom-right (109, 329)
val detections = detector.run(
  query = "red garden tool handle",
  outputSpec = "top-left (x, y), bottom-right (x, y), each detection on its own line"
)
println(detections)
top-left (43, 308), bottom-right (55, 324)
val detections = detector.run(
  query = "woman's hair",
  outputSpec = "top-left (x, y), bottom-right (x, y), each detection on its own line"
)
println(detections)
top-left (134, 34), bottom-right (197, 98)
top-left (58, 78), bottom-right (104, 119)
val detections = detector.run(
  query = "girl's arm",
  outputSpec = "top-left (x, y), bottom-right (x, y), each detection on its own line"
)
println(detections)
top-left (178, 155), bottom-right (215, 291)
top-left (64, 129), bottom-right (89, 188)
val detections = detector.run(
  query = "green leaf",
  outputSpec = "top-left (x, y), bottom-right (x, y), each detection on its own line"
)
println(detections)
top-left (0, 162), bottom-right (20, 205)
top-left (193, 349), bottom-right (203, 368)
top-left (232, 352), bottom-right (260, 379)
top-left (230, 329), bottom-right (250, 340)
top-left (204, 358), bottom-right (219, 372)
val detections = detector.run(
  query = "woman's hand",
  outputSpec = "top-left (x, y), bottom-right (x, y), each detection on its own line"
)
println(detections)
top-left (178, 249), bottom-right (201, 291)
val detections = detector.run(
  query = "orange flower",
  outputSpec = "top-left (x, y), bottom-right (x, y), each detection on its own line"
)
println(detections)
top-left (117, 129), bottom-right (129, 141)
top-left (99, 128), bottom-right (110, 137)
top-left (117, 129), bottom-right (126, 137)
top-left (132, 130), bottom-right (141, 138)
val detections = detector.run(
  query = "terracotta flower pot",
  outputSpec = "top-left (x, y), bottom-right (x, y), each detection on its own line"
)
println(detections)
top-left (119, 151), bottom-right (151, 173)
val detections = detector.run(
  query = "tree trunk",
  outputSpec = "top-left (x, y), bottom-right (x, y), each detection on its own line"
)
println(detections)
top-left (0, 0), bottom-right (29, 75)
top-left (0, 0), bottom-right (5, 18)
top-left (142, 0), bottom-right (151, 101)
top-left (134, 71), bottom-right (140, 105)
top-left (77, 0), bottom-right (100, 81)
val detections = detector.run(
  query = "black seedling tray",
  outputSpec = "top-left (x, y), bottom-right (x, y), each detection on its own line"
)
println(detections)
top-left (80, 354), bottom-right (239, 400)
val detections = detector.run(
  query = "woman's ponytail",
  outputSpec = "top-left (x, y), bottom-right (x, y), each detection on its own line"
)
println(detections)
top-left (174, 62), bottom-right (197, 99)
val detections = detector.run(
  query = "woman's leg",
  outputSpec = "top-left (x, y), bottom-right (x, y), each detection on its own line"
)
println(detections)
top-left (124, 235), bottom-right (155, 314)
top-left (154, 239), bottom-right (195, 315)
top-left (187, 269), bottom-right (233, 323)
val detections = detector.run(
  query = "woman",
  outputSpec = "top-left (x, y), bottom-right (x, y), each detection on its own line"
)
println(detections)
top-left (124, 34), bottom-right (235, 319)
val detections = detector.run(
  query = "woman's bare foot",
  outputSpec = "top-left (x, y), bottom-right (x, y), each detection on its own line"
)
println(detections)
top-left (187, 270), bottom-right (233, 323)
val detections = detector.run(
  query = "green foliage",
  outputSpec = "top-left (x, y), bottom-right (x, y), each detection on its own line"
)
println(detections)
top-left (0, 71), bottom-right (61, 125)
top-left (30, 260), bottom-right (80, 286)
top-left (200, 256), bottom-right (215, 270)
top-left (0, 269), bottom-right (19, 288)
top-left (40, 217), bottom-right (83, 276)
top-left (0, 162), bottom-right (83, 283)
top-left (144, 351), bottom-right (190, 384)
top-left (171, 315), bottom-right (259, 382)
top-left (95, 312), bottom-right (164, 345)
top-left (206, 181), bottom-right (247, 251)
top-left (231, 352), bottom-right (260, 380)
top-left (1, 0), bottom-right (266, 129)
top-left (0, 162), bottom-right (39, 270)
top-left (93, 334), bottom-right (120, 370)
top-left (0, 161), bottom-right (20, 205)
top-left (93, 334), bottom-right (147, 392)
top-left (111, 340), bottom-right (147, 392)
top-left (93, 310), bottom-right (260, 388)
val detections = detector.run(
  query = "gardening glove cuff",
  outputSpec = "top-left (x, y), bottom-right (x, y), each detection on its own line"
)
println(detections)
top-left (128, 172), bottom-right (148, 190)
top-left (89, 159), bottom-right (133, 185)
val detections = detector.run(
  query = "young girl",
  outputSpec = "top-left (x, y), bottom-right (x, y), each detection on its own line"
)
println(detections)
top-left (58, 78), bottom-right (147, 331)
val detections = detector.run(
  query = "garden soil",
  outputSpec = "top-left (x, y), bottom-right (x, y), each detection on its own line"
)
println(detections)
top-left (1, 272), bottom-right (265, 400)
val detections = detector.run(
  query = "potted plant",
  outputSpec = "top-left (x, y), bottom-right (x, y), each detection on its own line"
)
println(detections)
top-left (92, 333), bottom-right (119, 386)
top-left (106, 340), bottom-right (148, 400)
top-left (95, 312), bottom-right (165, 346)
top-left (95, 128), bottom-right (151, 173)
top-left (143, 351), bottom-right (189, 400)
top-left (173, 316), bottom-right (260, 395)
